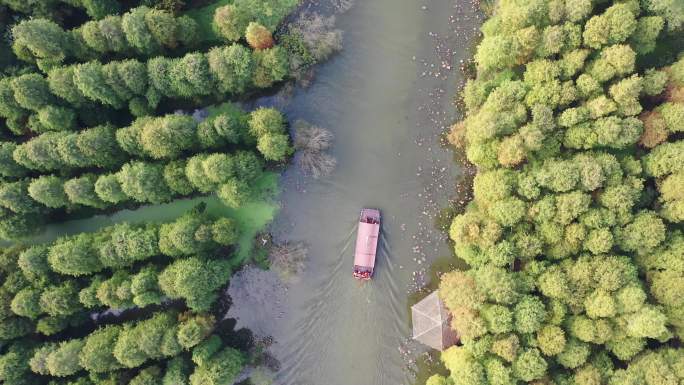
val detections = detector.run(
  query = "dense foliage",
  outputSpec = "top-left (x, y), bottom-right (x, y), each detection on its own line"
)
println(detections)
top-left (0, 205), bottom-right (248, 384)
top-left (12, 6), bottom-right (200, 67)
top-left (0, 1), bottom-right (340, 384)
top-left (212, 0), bottom-right (298, 42)
top-left (430, 1), bottom-right (684, 385)
top-left (0, 0), bottom-right (340, 238)
top-left (0, 45), bottom-right (289, 131)
top-left (0, 103), bottom-right (290, 239)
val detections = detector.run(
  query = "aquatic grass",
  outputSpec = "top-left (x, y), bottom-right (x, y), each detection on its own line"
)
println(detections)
top-left (218, 172), bottom-right (280, 265)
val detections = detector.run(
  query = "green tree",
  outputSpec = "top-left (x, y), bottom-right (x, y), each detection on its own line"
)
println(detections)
top-left (10, 74), bottom-right (55, 111)
top-left (177, 314), bottom-right (215, 349)
top-left (0, 343), bottom-right (37, 383)
top-left (48, 233), bottom-right (102, 276)
top-left (252, 46), bottom-right (289, 88)
top-left (94, 174), bottom-right (128, 204)
top-left (0, 316), bottom-right (34, 340)
top-left (617, 211), bottom-right (666, 254)
top-left (217, 178), bottom-right (251, 208)
top-left (131, 265), bottom-right (163, 307)
top-left (79, 325), bottom-right (123, 373)
top-left (64, 174), bottom-right (106, 208)
top-left (163, 357), bottom-right (191, 385)
top-left (130, 366), bottom-right (162, 385)
top-left (73, 61), bottom-right (124, 108)
top-left (202, 153), bottom-right (235, 184)
top-left (512, 348), bottom-right (547, 381)
top-left (185, 154), bottom-right (217, 193)
top-left (0, 143), bottom-right (28, 178)
top-left (28, 175), bottom-right (69, 208)
top-left (537, 325), bottom-right (566, 356)
top-left (117, 161), bottom-right (174, 203)
top-left (213, 4), bottom-right (251, 41)
top-left (643, 140), bottom-right (684, 177)
top-left (79, 276), bottom-right (105, 309)
top-left (18, 246), bottom-right (52, 285)
top-left (249, 108), bottom-right (285, 137)
top-left (39, 282), bottom-right (82, 316)
top-left (475, 35), bottom-right (520, 72)
top-left (163, 159), bottom-right (195, 195)
top-left (139, 115), bottom-right (197, 159)
top-left (35, 105), bottom-right (76, 132)
top-left (113, 312), bottom-right (179, 368)
top-left (659, 102), bottom-right (684, 133)
top-left (29, 343), bottom-right (58, 375)
top-left (45, 339), bottom-right (85, 377)
top-left (582, 4), bottom-right (637, 49)
top-left (257, 132), bottom-right (292, 161)
top-left (189, 347), bottom-right (244, 385)
top-left (98, 223), bottom-right (160, 268)
top-left (630, 16), bottom-right (665, 54)
top-left (207, 44), bottom-right (255, 94)
top-left (211, 217), bottom-right (239, 245)
top-left (514, 295), bottom-right (546, 334)
top-left (158, 211), bottom-right (215, 256)
top-left (11, 18), bottom-right (73, 63)
top-left (191, 335), bottom-right (222, 366)
top-left (122, 6), bottom-right (163, 54)
top-left (81, 0), bottom-right (120, 19)
top-left (47, 66), bottom-right (87, 107)
top-left (95, 271), bottom-right (134, 309)
top-left (0, 181), bottom-right (42, 214)
top-left (158, 257), bottom-right (231, 311)
top-left (10, 287), bottom-right (43, 319)
top-left (646, 0), bottom-right (684, 31)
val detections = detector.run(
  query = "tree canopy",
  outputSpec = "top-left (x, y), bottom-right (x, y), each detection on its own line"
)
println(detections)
top-left (436, 1), bottom-right (684, 384)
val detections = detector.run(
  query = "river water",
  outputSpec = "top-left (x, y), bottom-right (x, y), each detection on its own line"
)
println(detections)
top-left (25, 1), bottom-right (482, 384)
top-left (264, 1), bottom-right (481, 384)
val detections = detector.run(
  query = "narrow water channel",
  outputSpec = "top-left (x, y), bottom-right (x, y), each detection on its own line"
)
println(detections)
top-left (267, 1), bottom-right (481, 384)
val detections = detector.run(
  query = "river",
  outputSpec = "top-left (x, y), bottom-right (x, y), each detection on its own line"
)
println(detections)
top-left (26, 1), bottom-right (482, 384)
top-left (265, 1), bottom-right (481, 384)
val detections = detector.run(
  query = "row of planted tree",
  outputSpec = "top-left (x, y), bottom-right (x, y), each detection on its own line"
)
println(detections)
top-left (0, 0), bottom-right (342, 384)
top-left (0, 104), bottom-right (289, 238)
top-left (429, 1), bottom-right (683, 385)
top-left (0, 0), bottom-right (344, 239)
top-left (0, 204), bottom-right (251, 384)
top-left (0, 43), bottom-right (289, 130)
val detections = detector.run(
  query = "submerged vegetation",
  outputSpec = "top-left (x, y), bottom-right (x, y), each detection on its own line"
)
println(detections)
top-left (430, 1), bottom-right (684, 385)
top-left (293, 120), bottom-right (336, 179)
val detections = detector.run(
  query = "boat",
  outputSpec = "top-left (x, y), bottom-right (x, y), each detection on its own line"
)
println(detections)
top-left (353, 208), bottom-right (381, 280)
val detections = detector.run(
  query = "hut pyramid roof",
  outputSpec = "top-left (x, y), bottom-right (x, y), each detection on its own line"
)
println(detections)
top-left (411, 290), bottom-right (459, 351)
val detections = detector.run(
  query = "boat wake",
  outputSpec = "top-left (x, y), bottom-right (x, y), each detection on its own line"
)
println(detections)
top-left (274, 218), bottom-right (409, 385)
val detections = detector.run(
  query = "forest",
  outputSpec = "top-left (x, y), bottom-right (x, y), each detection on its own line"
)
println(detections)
top-left (428, 1), bottom-right (684, 385)
top-left (0, 0), bottom-right (341, 384)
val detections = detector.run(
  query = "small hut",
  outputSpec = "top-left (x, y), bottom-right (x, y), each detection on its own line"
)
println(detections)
top-left (411, 290), bottom-right (459, 351)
